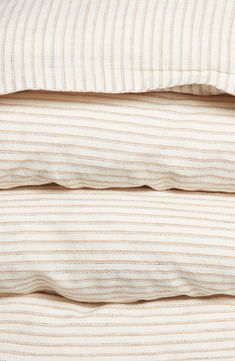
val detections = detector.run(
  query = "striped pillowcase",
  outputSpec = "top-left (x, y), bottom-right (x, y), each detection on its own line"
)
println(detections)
top-left (1, 293), bottom-right (235, 360)
top-left (1, 185), bottom-right (235, 303)
top-left (1, 90), bottom-right (235, 191)
top-left (0, 0), bottom-right (235, 95)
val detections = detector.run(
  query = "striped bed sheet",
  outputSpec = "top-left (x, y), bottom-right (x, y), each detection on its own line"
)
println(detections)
top-left (1, 0), bottom-right (235, 96)
top-left (2, 1), bottom-right (235, 359)
top-left (1, 91), bottom-right (235, 191)
top-left (1, 185), bottom-right (235, 303)
top-left (0, 293), bottom-right (235, 360)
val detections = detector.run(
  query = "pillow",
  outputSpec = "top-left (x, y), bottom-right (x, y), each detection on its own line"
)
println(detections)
top-left (0, 0), bottom-right (235, 95)
top-left (1, 293), bottom-right (235, 360)
top-left (1, 185), bottom-right (235, 302)
top-left (1, 91), bottom-right (235, 192)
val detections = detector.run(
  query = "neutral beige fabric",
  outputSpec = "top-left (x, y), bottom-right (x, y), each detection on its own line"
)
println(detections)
top-left (1, 0), bottom-right (235, 95)
top-left (1, 293), bottom-right (235, 360)
top-left (1, 91), bottom-right (235, 191)
top-left (2, 185), bottom-right (235, 302)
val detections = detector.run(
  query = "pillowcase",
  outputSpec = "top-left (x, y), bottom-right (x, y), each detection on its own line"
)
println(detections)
top-left (1, 90), bottom-right (235, 192)
top-left (1, 185), bottom-right (235, 303)
top-left (0, 0), bottom-right (235, 95)
top-left (1, 293), bottom-right (235, 360)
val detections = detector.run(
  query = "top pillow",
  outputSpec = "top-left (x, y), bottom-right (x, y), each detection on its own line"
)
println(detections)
top-left (0, 0), bottom-right (235, 95)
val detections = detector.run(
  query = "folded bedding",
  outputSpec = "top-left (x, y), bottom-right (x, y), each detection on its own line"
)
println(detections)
top-left (1, 293), bottom-right (235, 360)
top-left (1, 91), bottom-right (235, 191)
top-left (1, 185), bottom-right (235, 303)
top-left (1, 0), bottom-right (235, 95)
top-left (1, 1), bottom-right (235, 359)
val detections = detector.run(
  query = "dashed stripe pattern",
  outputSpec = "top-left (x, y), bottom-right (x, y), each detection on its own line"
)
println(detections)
top-left (0, 0), bottom-right (235, 95)
top-left (1, 185), bottom-right (235, 302)
top-left (1, 91), bottom-right (235, 191)
top-left (1, 293), bottom-right (235, 360)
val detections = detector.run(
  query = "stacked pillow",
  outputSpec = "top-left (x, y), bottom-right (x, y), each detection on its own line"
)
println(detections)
top-left (1, 0), bottom-right (235, 359)
top-left (1, 185), bottom-right (235, 303)
top-left (1, 91), bottom-right (235, 191)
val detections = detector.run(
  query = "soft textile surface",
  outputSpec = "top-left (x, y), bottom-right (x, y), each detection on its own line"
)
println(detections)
top-left (0, 0), bottom-right (235, 95)
top-left (1, 293), bottom-right (235, 360)
top-left (2, 185), bottom-right (235, 302)
top-left (1, 91), bottom-right (235, 191)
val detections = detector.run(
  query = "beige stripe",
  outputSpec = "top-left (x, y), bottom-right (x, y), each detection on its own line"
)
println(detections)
top-left (130, 0), bottom-right (139, 91)
top-left (41, 0), bottom-right (54, 90)
top-left (1, 0), bottom-right (235, 94)
top-left (0, 91), bottom-right (235, 190)
top-left (159, 0), bottom-right (168, 89)
top-left (71, 0), bottom-right (82, 90)
top-left (20, 0), bottom-right (35, 90)
top-left (101, 0), bottom-right (110, 92)
top-left (31, 0), bottom-right (45, 89)
top-left (1, 1), bottom-right (18, 93)
top-left (90, 0), bottom-right (100, 91)
top-left (0, 185), bottom-right (235, 302)
top-left (0, 293), bottom-right (235, 359)
top-left (51, 0), bottom-right (63, 90)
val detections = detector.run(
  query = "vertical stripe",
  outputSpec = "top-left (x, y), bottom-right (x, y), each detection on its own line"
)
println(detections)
top-left (168, 0), bottom-right (179, 86)
top-left (51, 0), bottom-right (63, 90)
top-left (41, 0), bottom-right (54, 89)
top-left (159, 0), bottom-right (169, 89)
top-left (110, 0), bottom-right (121, 92)
top-left (61, 0), bottom-right (73, 90)
top-left (0, 0), bottom-right (235, 94)
top-left (0, 1), bottom-right (9, 92)
top-left (1, 1), bottom-right (18, 93)
top-left (130, 0), bottom-right (139, 91)
top-left (188, 0), bottom-right (198, 94)
top-left (120, 0), bottom-right (130, 91)
top-left (225, 2), bottom-right (235, 90)
top-left (20, 0), bottom-right (36, 90)
top-left (71, 0), bottom-right (82, 90)
top-left (11, 0), bottom-right (27, 91)
top-left (197, 0), bottom-right (208, 95)
top-left (178, 0), bottom-right (188, 86)
top-left (216, 0), bottom-right (228, 89)
top-left (91, 0), bottom-right (100, 91)
top-left (140, 0), bottom-right (150, 90)
top-left (206, 0), bottom-right (217, 87)
top-left (31, 0), bottom-right (45, 89)
top-left (149, 0), bottom-right (160, 89)
top-left (100, 0), bottom-right (111, 91)
top-left (80, 0), bottom-right (92, 91)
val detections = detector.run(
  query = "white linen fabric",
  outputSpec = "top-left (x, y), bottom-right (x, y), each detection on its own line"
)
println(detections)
top-left (0, 0), bottom-right (235, 95)
top-left (1, 91), bottom-right (235, 191)
top-left (2, 2), bottom-right (235, 358)
top-left (1, 293), bottom-right (235, 360)
top-left (1, 185), bottom-right (235, 303)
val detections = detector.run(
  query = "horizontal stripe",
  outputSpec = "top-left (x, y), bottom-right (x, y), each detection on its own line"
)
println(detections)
top-left (1, 185), bottom-right (235, 302)
top-left (1, 294), bottom-right (235, 360)
top-left (0, 91), bottom-right (235, 191)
